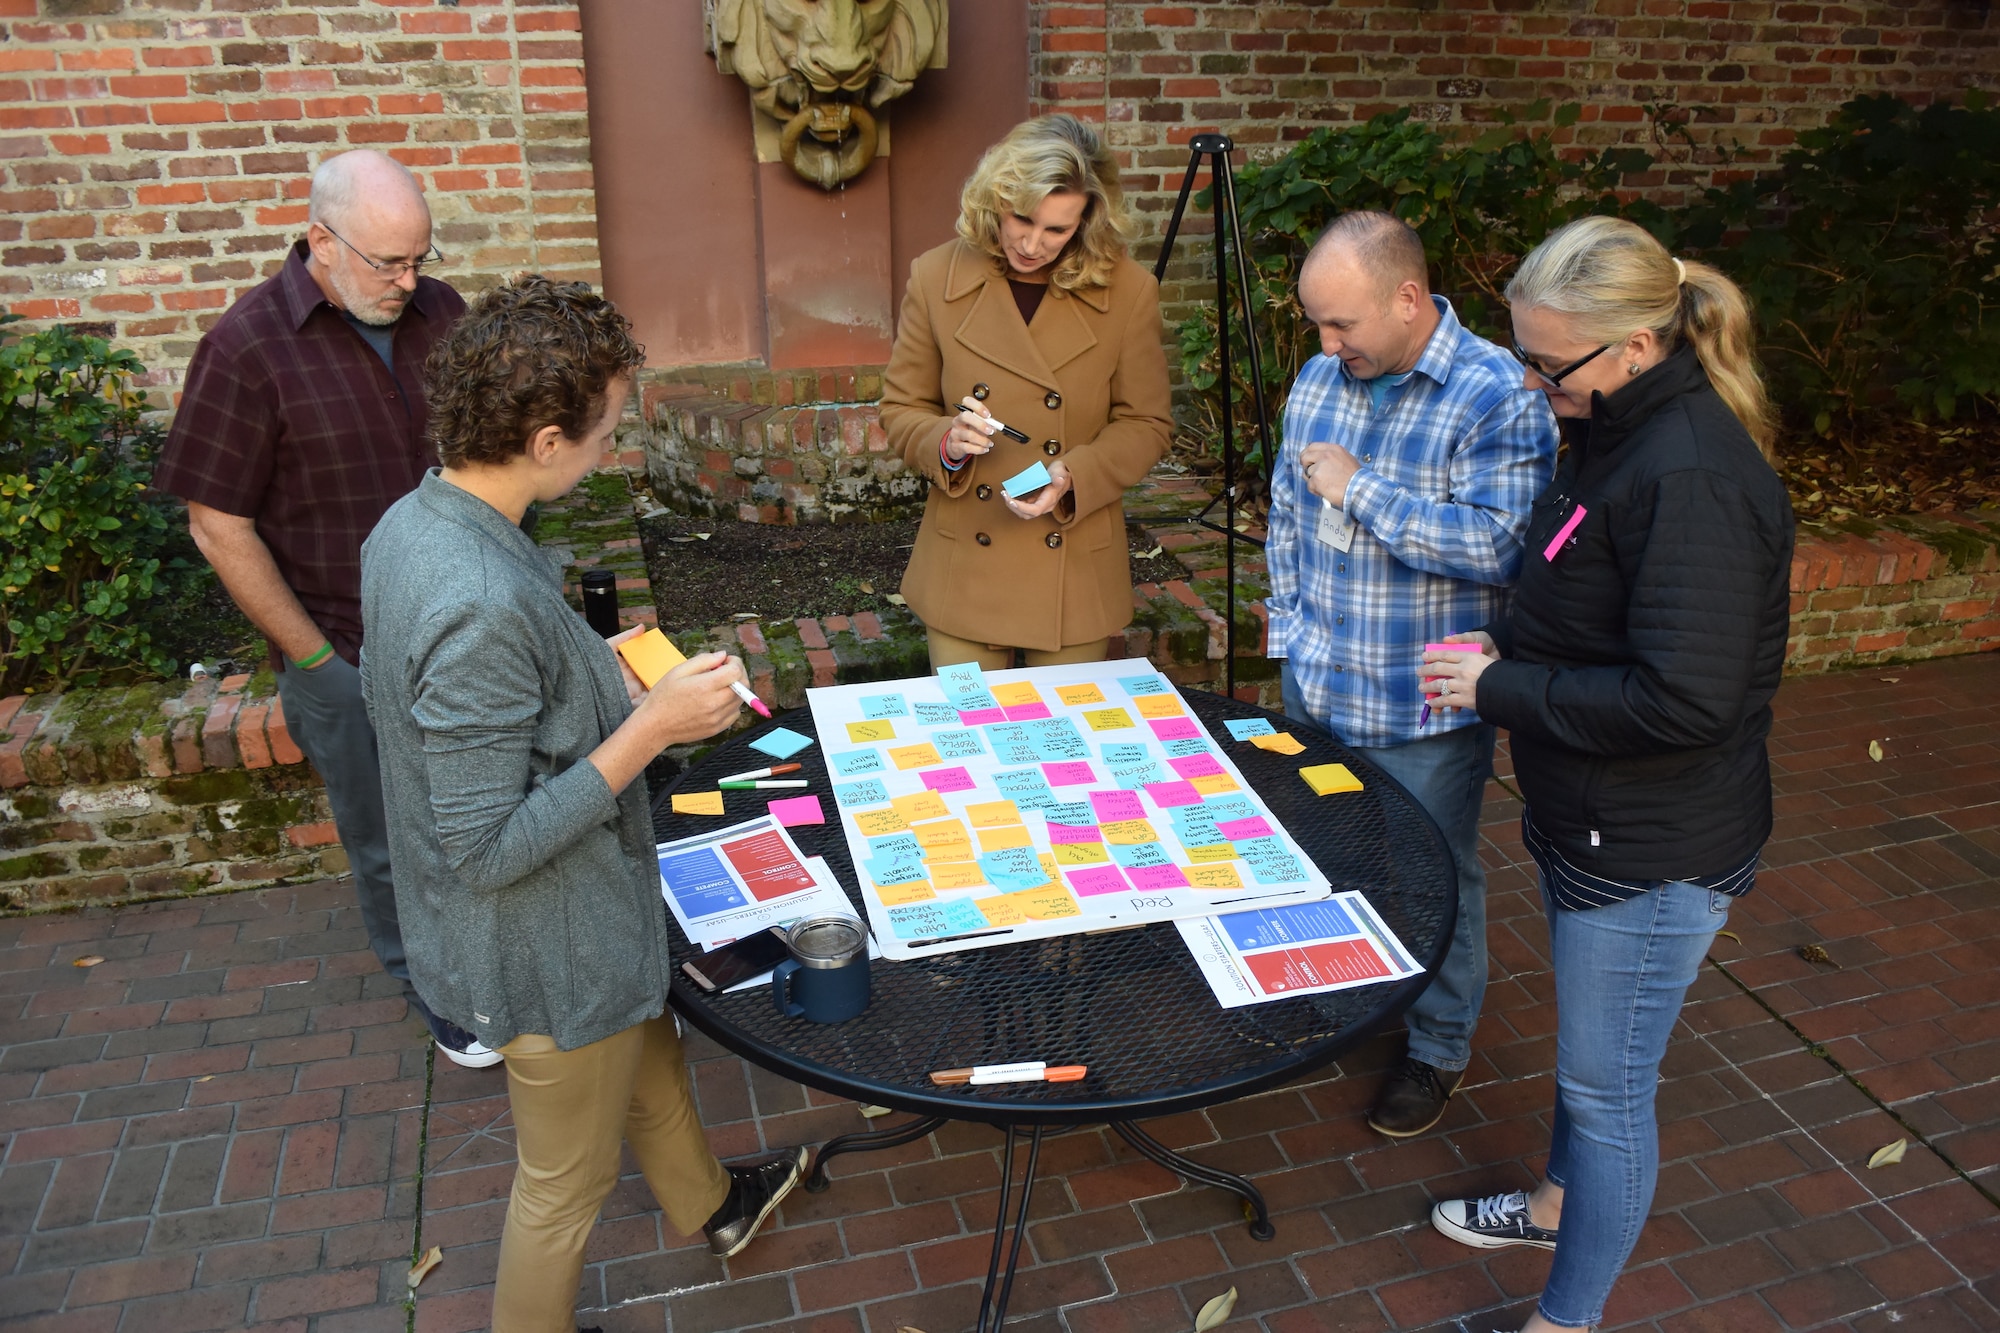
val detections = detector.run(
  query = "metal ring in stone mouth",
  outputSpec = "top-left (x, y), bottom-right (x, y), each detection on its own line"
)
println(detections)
top-left (779, 99), bottom-right (879, 190)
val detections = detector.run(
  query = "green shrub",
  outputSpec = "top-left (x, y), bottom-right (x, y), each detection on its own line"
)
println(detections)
top-left (1680, 92), bottom-right (2000, 441)
top-left (1, 316), bottom-right (181, 695)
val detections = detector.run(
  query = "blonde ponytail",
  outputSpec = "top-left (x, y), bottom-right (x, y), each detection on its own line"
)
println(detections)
top-left (1507, 217), bottom-right (1777, 460)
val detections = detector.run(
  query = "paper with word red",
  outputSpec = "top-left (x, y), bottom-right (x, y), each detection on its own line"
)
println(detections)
top-left (1175, 891), bottom-right (1420, 1009)
top-left (807, 659), bottom-right (1332, 959)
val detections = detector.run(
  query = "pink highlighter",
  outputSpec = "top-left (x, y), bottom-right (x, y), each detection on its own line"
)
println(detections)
top-left (1419, 642), bottom-right (1467, 726)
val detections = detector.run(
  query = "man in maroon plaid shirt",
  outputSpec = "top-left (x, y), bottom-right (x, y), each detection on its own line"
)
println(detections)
top-left (155, 150), bottom-right (495, 1067)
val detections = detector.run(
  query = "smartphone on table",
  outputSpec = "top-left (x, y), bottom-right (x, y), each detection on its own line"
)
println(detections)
top-left (681, 927), bottom-right (790, 993)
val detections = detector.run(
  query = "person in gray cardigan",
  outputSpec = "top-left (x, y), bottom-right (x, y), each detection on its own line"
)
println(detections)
top-left (361, 275), bottom-right (801, 1331)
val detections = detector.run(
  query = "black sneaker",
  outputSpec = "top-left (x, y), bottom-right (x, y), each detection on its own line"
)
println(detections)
top-left (703, 1146), bottom-right (807, 1258)
top-left (1431, 1189), bottom-right (1559, 1251)
top-left (1367, 1056), bottom-right (1463, 1137)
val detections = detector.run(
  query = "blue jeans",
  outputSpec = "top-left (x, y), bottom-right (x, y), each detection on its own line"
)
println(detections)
top-left (1539, 877), bottom-right (1730, 1328)
top-left (1281, 662), bottom-right (1494, 1072)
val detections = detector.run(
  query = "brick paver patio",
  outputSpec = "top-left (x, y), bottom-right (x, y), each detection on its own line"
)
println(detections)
top-left (3, 654), bottom-right (1996, 1332)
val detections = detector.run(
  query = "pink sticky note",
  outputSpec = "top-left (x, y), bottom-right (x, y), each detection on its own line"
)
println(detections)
top-left (1067, 864), bottom-right (1131, 897)
top-left (1148, 717), bottom-right (1202, 741)
top-left (1088, 789), bottom-right (1146, 823)
top-left (1047, 822), bottom-right (1103, 844)
top-left (1168, 753), bottom-right (1225, 780)
top-left (768, 795), bottom-right (825, 827)
top-left (1002, 702), bottom-right (1053, 721)
top-left (1125, 863), bottom-right (1190, 891)
top-left (1144, 780), bottom-right (1204, 808)
top-left (1542, 505), bottom-right (1587, 561)
top-left (922, 766), bottom-right (976, 794)
top-left (958, 708), bottom-right (1008, 727)
top-left (1216, 815), bottom-right (1275, 841)
top-left (1042, 761), bottom-right (1096, 787)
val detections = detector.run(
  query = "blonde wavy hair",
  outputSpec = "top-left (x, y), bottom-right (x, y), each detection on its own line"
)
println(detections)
top-left (957, 114), bottom-right (1134, 293)
top-left (1506, 216), bottom-right (1777, 458)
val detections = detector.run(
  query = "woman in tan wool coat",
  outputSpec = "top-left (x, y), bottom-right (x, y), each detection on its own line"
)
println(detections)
top-left (882, 114), bottom-right (1173, 670)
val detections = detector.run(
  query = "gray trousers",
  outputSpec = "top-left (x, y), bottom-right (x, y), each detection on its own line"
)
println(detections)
top-left (276, 653), bottom-right (409, 986)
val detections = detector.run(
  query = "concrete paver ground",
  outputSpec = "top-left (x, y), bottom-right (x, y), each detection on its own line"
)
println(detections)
top-left (4, 654), bottom-right (1996, 1332)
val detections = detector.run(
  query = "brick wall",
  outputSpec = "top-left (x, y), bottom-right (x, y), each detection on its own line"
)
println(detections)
top-left (0, 0), bottom-right (599, 398)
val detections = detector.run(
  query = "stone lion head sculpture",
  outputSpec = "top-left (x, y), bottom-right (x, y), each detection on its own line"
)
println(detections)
top-left (708, 0), bottom-right (947, 190)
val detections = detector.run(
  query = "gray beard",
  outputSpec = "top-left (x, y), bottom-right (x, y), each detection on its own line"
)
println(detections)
top-left (330, 262), bottom-right (409, 327)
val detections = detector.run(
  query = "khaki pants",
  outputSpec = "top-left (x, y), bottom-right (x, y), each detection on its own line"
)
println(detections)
top-left (491, 1013), bottom-right (729, 1333)
top-left (925, 627), bottom-right (1111, 672)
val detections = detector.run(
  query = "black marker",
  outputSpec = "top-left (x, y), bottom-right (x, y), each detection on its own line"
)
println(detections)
top-left (907, 928), bottom-right (1016, 948)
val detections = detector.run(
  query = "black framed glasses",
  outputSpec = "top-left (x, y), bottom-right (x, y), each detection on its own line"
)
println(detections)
top-left (322, 223), bottom-right (444, 280)
top-left (1513, 341), bottom-right (1610, 385)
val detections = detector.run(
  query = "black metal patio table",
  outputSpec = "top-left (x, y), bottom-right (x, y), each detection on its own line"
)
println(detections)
top-left (655, 688), bottom-right (1455, 1332)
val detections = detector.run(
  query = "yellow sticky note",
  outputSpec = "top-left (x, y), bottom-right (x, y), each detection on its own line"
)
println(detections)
top-left (852, 807), bottom-right (909, 837)
top-left (1250, 731), bottom-right (1308, 756)
top-left (1185, 842), bottom-right (1238, 862)
top-left (964, 800), bottom-right (1022, 828)
top-left (669, 790), bottom-right (725, 817)
top-left (1037, 852), bottom-right (1061, 882)
top-left (1189, 772), bottom-right (1240, 795)
top-left (1098, 819), bottom-right (1158, 846)
top-left (846, 719), bottom-right (897, 744)
top-left (887, 742), bottom-right (944, 770)
top-left (1302, 762), bottom-right (1364, 795)
top-left (1056, 683), bottom-right (1107, 707)
top-left (1082, 707), bottom-right (1136, 731)
top-left (930, 860), bottom-right (987, 890)
top-left (911, 819), bottom-right (970, 849)
top-left (876, 879), bottom-right (936, 905)
top-left (616, 628), bottom-right (687, 689)
top-left (1132, 693), bottom-right (1185, 719)
top-left (977, 824), bottom-right (1033, 852)
top-left (1010, 885), bottom-right (1082, 920)
top-left (922, 839), bottom-right (975, 864)
top-left (1187, 863), bottom-right (1244, 890)
top-left (974, 894), bottom-right (1027, 927)
top-left (891, 790), bottom-right (950, 823)
top-left (991, 681), bottom-right (1043, 707)
top-left (1054, 840), bottom-right (1109, 865)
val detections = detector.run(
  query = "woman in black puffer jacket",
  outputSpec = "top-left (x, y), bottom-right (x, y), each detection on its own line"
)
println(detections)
top-left (1419, 216), bottom-right (1794, 1333)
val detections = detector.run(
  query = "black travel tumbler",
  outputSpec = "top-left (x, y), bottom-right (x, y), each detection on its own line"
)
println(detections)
top-left (580, 568), bottom-right (622, 638)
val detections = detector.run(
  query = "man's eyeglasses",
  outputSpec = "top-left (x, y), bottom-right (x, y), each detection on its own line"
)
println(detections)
top-left (322, 223), bottom-right (444, 280)
top-left (1513, 342), bottom-right (1610, 385)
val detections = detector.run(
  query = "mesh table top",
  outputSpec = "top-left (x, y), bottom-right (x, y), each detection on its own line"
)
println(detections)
top-left (657, 690), bottom-right (1456, 1127)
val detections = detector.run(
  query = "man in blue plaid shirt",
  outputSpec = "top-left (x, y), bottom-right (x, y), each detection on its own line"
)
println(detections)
top-left (1266, 212), bottom-right (1557, 1137)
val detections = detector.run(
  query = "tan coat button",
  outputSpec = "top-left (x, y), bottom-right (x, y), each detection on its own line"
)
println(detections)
top-left (1044, 390), bottom-right (1062, 410)
top-left (1042, 440), bottom-right (1060, 456)
top-left (1045, 532), bottom-right (1062, 549)
top-left (971, 383), bottom-right (991, 401)
top-left (976, 532), bottom-right (992, 546)
top-left (976, 484), bottom-right (992, 500)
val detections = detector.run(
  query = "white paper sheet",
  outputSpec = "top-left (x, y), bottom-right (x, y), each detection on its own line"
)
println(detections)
top-left (1175, 890), bottom-right (1420, 1008)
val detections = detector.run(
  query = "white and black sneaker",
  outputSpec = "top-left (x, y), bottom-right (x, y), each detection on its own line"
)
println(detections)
top-left (1431, 1190), bottom-right (1558, 1251)
top-left (411, 996), bottom-right (504, 1069)
top-left (703, 1146), bottom-right (808, 1258)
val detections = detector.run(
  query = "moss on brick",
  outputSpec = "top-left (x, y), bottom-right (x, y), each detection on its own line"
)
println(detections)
top-left (5, 792), bottom-right (53, 820)
top-left (0, 851), bottom-right (70, 881)
top-left (1882, 515), bottom-right (1998, 575)
top-left (160, 769), bottom-right (257, 806)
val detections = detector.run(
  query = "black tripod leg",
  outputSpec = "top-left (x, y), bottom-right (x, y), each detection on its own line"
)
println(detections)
top-left (804, 1114), bottom-right (947, 1193)
top-left (976, 1125), bottom-right (1045, 1333)
top-left (1112, 1120), bottom-right (1275, 1241)
top-left (1153, 145), bottom-right (1204, 283)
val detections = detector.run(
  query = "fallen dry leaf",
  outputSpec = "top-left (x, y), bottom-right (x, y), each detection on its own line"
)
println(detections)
top-left (885, 593), bottom-right (907, 606)
top-left (859, 1104), bottom-right (893, 1119)
top-left (1799, 943), bottom-right (1836, 967)
top-left (1868, 739), bottom-right (1884, 762)
top-left (72, 955), bottom-right (103, 968)
top-left (1878, 676), bottom-right (1901, 684)
top-left (1195, 1285), bottom-right (1240, 1331)
top-left (858, 580), bottom-right (874, 594)
top-left (1867, 1138), bottom-right (1908, 1169)
top-left (1143, 546), bottom-right (1163, 559)
top-left (194, 1075), bottom-right (213, 1083)
top-left (408, 1244), bottom-right (443, 1289)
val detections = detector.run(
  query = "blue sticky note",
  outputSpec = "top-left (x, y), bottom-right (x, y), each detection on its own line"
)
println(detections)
top-left (1043, 801), bottom-right (1093, 826)
top-left (861, 693), bottom-right (909, 719)
top-left (1163, 738), bottom-right (1214, 759)
top-left (1110, 761), bottom-right (1167, 790)
top-left (1109, 840), bottom-right (1170, 869)
top-left (1002, 460), bottom-right (1052, 498)
top-left (1118, 673), bottom-right (1171, 696)
top-left (978, 846), bottom-right (1051, 891)
top-left (1203, 794), bottom-right (1258, 824)
top-left (867, 832), bottom-right (923, 862)
top-left (938, 661), bottom-right (987, 698)
top-left (834, 778), bottom-right (889, 807)
top-left (1223, 717), bottom-right (1276, 741)
top-left (1100, 742), bottom-right (1151, 767)
top-left (992, 767), bottom-right (1058, 812)
top-left (750, 727), bottom-right (814, 760)
top-left (1024, 716), bottom-right (1090, 762)
top-left (986, 724), bottom-right (1040, 768)
top-left (888, 897), bottom-right (987, 939)
top-left (933, 728), bottom-right (987, 759)
top-left (832, 748), bottom-right (886, 776)
top-left (913, 701), bottom-right (959, 726)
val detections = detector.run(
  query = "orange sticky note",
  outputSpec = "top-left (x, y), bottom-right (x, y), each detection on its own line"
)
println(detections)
top-left (1187, 863), bottom-right (1244, 890)
top-left (1250, 731), bottom-right (1308, 756)
top-left (1189, 772), bottom-right (1240, 795)
top-left (1056, 683), bottom-right (1107, 707)
top-left (964, 800), bottom-right (1022, 828)
top-left (891, 790), bottom-right (950, 824)
top-left (977, 824), bottom-right (1033, 852)
top-left (974, 894), bottom-right (1027, 927)
top-left (1301, 763), bottom-right (1364, 795)
top-left (615, 628), bottom-right (687, 689)
top-left (876, 879), bottom-right (936, 905)
top-left (991, 681), bottom-right (1043, 707)
top-left (1133, 693), bottom-right (1185, 719)
top-left (669, 790), bottom-right (725, 817)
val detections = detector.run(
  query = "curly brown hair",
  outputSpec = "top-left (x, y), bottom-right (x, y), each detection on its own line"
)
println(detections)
top-left (424, 274), bottom-right (646, 467)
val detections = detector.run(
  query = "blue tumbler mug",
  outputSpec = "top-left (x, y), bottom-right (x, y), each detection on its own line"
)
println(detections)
top-left (771, 915), bottom-right (871, 1023)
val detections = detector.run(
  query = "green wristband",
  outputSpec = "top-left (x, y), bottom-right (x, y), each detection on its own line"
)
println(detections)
top-left (294, 643), bottom-right (334, 670)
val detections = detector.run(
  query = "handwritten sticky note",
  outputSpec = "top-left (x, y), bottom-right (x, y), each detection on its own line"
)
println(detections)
top-left (832, 748), bottom-right (885, 776)
top-left (1249, 731), bottom-right (1309, 756)
top-left (1002, 460), bottom-right (1053, 498)
top-left (670, 790), bottom-right (725, 817)
top-left (921, 765), bottom-right (976, 794)
top-left (750, 727), bottom-right (815, 760)
top-left (615, 628), bottom-right (687, 689)
top-left (1117, 673), bottom-right (1170, 696)
top-left (1163, 738), bottom-right (1213, 759)
top-left (877, 879), bottom-right (936, 905)
top-left (1043, 801), bottom-right (1093, 825)
top-left (1126, 863), bottom-right (1190, 891)
top-left (1056, 682), bottom-right (1107, 707)
top-left (990, 681), bottom-right (1043, 708)
top-left (1167, 753), bottom-right (1226, 780)
top-left (914, 700), bottom-right (959, 726)
top-left (1185, 842), bottom-right (1239, 863)
top-left (852, 806), bottom-right (910, 836)
top-left (932, 728), bottom-right (986, 759)
top-left (1088, 789), bottom-right (1146, 823)
top-left (1009, 885), bottom-right (1082, 920)
top-left (1082, 707), bottom-right (1136, 732)
top-left (1188, 863), bottom-right (1244, 890)
top-left (886, 897), bottom-right (985, 939)
top-left (1301, 763), bottom-right (1364, 796)
top-left (1098, 818), bottom-right (1159, 846)
top-left (1047, 822), bottom-right (1102, 844)
top-left (922, 838), bottom-right (976, 864)
top-left (977, 823), bottom-right (1033, 852)
top-left (832, 778), bottom-right (889, 807)
top-left (930, 860), bottom-right (986, 890)
top-left (1110, 839), bottom-right (1170, 869)
top-left (1132, 693), bottom-right (1185, 720)
top-left (964, 799), bottom-right (1022, 828)
top-left (767, 794), bottom-right (824, 827)
top-left (978, 846), bottom-right (1050, 891)
top-left (845, 720), bottom-right (897, 745)
top-left (938, 661), bottom-right (987, 697)
top-left (974, 893), bottom-right (1028, 927)
top-left (1003, 702), bottom-right (1053, 722)
top-left (1144, 780), bottom-right (1204, 808)
top-left (888, 742), bottom-right (945, 770)
top-left (1067, 864), bottom-right (1130, 897)
top-left (1189, 772), bottom-right (1240, 795)
top-left (911, 818), bottom-right (970, 850)
top-left (958, 707), bottom-right (1008, 727)
top-left (1224, 717), bottom-right (1277, 741)
top-left (1042, 761), bottom-right (1096, 787)
top-left (1147, 717), bottom-right (1202, 742)
top-left (1217, 815), bottom-right (1275, 841)
top-left (1053, 841), bottom-right (1108, 865)
top-left (860, 693), bottom-right (909, 719)
top-left (891, 790), bottom-right (950, 824)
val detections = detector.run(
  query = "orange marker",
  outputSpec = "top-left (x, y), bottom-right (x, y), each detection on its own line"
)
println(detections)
top-left (929, 1062), bottom-right (1087, 1087)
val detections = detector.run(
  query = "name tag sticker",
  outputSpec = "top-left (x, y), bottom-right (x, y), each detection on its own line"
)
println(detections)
top-left (1316, 500), bottom-right (1356, 552)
